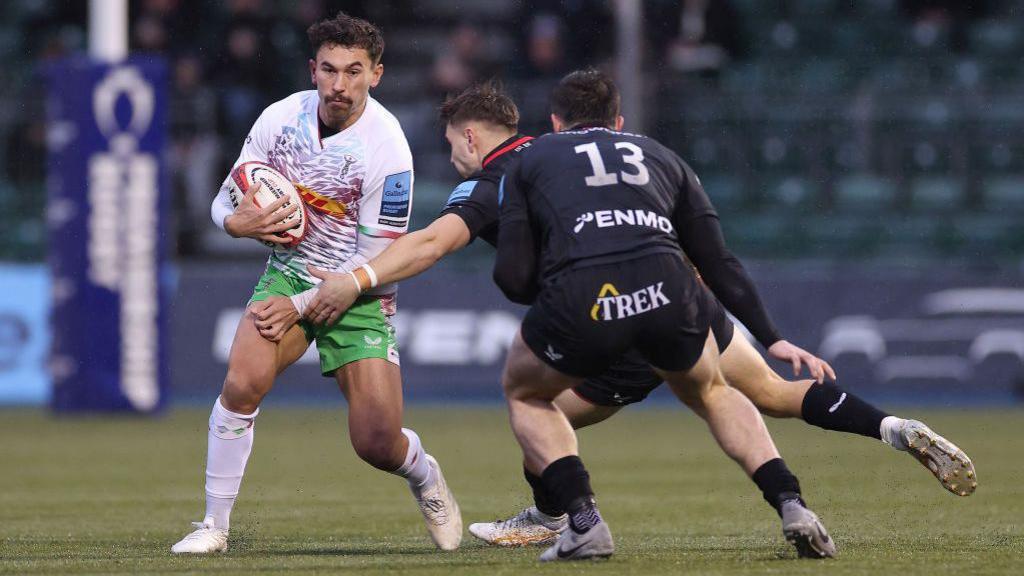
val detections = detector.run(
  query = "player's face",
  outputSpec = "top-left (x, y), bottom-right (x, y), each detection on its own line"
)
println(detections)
top-left (445, 123), bottom-right (481, 178)
top-left (310, 44), bottom-right (383, 130)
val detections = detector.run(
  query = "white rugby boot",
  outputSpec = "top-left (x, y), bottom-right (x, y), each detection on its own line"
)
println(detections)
top-left (170, 517), bottom-right (228, 554)
top-left (409, 455), bottom-right (462, 551)
top-left (539, 520), bottom-right (614, 562)
top-left (781, 499), bottom-right (836, 559)
top-left (884, 418), bottom-right (977, 497)
top-left (469, 506), bottom-right (567, 547)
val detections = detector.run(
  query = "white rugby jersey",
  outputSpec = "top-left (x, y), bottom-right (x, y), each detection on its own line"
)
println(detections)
top-left (213, 91), bottom-right (413, 294)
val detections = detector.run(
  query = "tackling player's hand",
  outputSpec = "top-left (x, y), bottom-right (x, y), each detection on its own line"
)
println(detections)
top-left (250, 296), bottom-right (300, 342)
top-left (224, 181), bottom-right (299, 245)
top-left (767, 340), bottom-right (837, 384)
top-left (304, 265), bottom-right (361, 326)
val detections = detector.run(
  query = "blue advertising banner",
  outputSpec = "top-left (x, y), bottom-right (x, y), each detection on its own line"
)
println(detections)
top-left (46, 57), bottom-right (170, 413)
top-left (0, 265), bottom-right (50, 404)
top-left (171, 260), bottom-right (1024, 407)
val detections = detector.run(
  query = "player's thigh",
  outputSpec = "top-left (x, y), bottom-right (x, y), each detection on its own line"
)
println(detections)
top-left (222, 311), bottom-right (307, 411)
top-left (503, 330), bottom-right (583, 401)
top-left (655, 330), bottom-right (722, 405)
top-left (336, 358), bottom-right (403, 422)
top-left (554, 389), bottom-right (621, 429)
top-left (719, 332), bottom-right (800, 417)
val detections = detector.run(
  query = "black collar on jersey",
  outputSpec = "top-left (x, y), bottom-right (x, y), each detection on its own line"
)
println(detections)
top-left (482, 134), bottom-right (534, 168)
top-left (318, 115), bottom-right (340, 141)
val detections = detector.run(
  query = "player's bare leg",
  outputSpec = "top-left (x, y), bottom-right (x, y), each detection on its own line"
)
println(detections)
top-left (469, 391), bottom-right (618, 547)
top-left (172, 318), bottom-right (308, 554)
top-left (721, 332), bottom-right (976, 496)
top-left (502, 332), bottom-right (614, 561)
top-left (656, 332), bottom-right (836, 559)
top-left (337, 358), bottom-right (462, 550)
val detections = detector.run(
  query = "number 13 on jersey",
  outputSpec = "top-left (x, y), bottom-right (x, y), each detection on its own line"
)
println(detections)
top-left (575, 141), bottom-right (650, 187)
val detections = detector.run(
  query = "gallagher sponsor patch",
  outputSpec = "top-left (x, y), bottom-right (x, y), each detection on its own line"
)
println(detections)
top-left (380, 171), bottom-right (412, 221)
top-left (446, 180), bottom-right (477, 206)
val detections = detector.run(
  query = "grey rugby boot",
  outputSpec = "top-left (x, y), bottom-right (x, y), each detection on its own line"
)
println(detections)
top-left (781, 499), bottom-right (836, 559)
top-left (896, 420), bottom-right (977, 497)
top-left (539, 521), bottom-right (614, 562)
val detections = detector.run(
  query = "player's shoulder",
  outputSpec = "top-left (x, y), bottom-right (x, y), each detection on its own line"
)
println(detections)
top-left (444, 176), bottom-right (487, 207)
top-left (352, 97), bottom-right (411, 165)
top-left (259, 90), bottom-right (313, 123)
top-left (366, 98), bottom-right (408, 142)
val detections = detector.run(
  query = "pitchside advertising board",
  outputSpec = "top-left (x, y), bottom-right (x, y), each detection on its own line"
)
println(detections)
top-left (173, 262), bottom-right (1024, 406)
top-left (45, 57), bottom-right (170, 413)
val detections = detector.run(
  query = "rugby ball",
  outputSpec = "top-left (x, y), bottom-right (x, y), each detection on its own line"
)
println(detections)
top-left (227, 161), bottom-right (307, 250)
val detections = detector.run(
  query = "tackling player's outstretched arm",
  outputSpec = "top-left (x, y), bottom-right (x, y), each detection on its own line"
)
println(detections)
top-left (273, 213), bottom-right (471, 335)
top-left (493, 167), bottom-right (539, 305)
top-left (362, 213), bottom-right (472, 283)
top-left (674, 164), bottom-right (834, 382)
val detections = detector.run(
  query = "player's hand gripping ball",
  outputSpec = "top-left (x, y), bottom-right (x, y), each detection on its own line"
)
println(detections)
top-left (227, 161), bottom-right (307, 249)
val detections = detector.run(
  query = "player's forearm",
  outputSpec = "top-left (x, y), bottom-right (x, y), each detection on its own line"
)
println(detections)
top-left (682, 215), bottom-right (782, 347)
top-left (211, 183), bottom-right (234, 232)
top-left (700, 256), bottom-right (782, 348)
top-left (369, 227), bottom-right (452, 286)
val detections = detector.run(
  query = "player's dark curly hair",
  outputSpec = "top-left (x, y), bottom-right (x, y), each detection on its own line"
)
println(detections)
top-left (439, 81), bottom-right (519, 130)
top-left (550, 68), bottom-right (620, 129)
top-left (307, 11), bottom-right (384, 64)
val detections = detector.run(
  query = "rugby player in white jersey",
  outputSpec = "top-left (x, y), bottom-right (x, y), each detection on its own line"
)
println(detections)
top-left (171, 12), bottom-right (461, 554)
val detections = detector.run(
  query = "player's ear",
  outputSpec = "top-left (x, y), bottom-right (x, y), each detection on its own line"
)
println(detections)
top-left (463, 126), bottom-right (475, 150)
top-left (550, 114), bottom-right (564, 132)
top-left (308, 58), bottom-right (317, 85)
top-left (614, 115), bottom-right (624, 130)
top-left (370, 63), bottom-right (384, 87)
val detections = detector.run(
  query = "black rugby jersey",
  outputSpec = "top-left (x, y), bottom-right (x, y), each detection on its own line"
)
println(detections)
top-left (438, 134), bottom-right (533, 247)
top-left (494, 126), bottom-right (782, 346)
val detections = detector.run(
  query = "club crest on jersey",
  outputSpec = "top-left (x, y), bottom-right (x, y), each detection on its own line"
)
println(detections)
top-left (574, 209), bottom-right (674, 234)
top-left (590, 282), bottom-right (671, 321)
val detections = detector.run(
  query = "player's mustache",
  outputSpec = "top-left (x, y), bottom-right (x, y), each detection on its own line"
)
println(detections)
top-left (327, 95), bottom-right (352, 105)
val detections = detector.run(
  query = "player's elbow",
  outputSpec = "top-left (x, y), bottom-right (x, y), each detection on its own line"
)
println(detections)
top-left (494, 268), bottom-right (535, 305)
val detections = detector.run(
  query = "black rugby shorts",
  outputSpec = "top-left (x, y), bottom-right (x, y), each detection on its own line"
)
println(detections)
top-left (520, 252), bottom-right (715, 379)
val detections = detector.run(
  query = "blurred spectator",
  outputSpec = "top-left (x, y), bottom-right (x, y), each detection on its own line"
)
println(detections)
top-left (431, 22), bottom-right (490, 97)
top-left (169, 54), bottom-right (221, 254)
top-left (4, 120), bottom-right (46, 188)
top-left (517, 0), bottom-right (613, 72)
top-left (646, 0), bottom-right (745, 78)
top-left (901, 0), bottom-right (990, 51)
top-left (213, 17), bottom-right (276, 155)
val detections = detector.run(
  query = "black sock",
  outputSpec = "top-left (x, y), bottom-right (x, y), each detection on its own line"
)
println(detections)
top-left (541, 455), bottom-right (602, 533)
top-left (801, 382), bottom-right (889, 440)
top-left (524, 467), bottom-right (564, 517)
top-left (752, 458), bottom-right (802, 516)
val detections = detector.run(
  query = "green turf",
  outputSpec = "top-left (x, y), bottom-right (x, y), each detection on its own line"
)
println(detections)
top-left (1, 406), bottom-right (1021, 575)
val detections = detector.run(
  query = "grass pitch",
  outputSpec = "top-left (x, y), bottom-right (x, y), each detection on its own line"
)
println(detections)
top-left (1, 406), bottom-right (1021, 575)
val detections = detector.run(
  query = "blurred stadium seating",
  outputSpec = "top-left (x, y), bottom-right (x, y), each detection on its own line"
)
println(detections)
top-left (0, 0), bottom-right (1021, 263)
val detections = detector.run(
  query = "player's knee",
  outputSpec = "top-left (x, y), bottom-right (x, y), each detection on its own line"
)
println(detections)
top-left (221, 370), bottom-right (270, 414)
top-left (350, 427), bottom-right (404, 471)
top-left (744, 373), bottom-right (792, 418)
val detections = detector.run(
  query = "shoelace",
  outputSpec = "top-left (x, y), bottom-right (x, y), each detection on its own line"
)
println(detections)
top-left (180, 522), bottom-right (215, 542)
top-left (496, 509), bottom-right (534, 530)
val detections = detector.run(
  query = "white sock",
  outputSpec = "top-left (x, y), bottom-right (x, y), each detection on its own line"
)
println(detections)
top-left (392, 428), bottom-right (433, 488)
top-left (204, 396), bottom-right (258, 531)
top-left (879, 416), bottom-right (908, 450)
